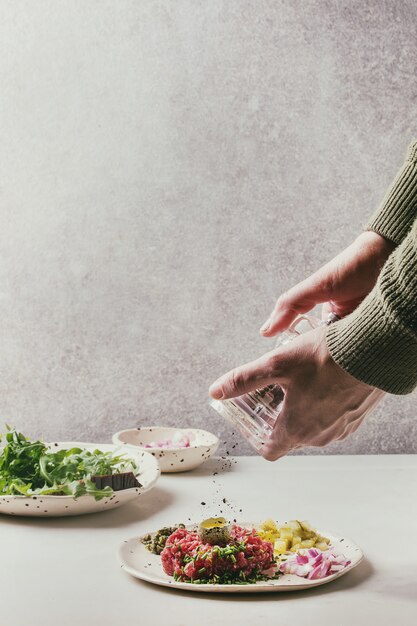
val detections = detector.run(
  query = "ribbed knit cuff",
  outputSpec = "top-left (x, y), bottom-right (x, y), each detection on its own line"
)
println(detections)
top-left (365, 140), bottom-right (417, 245)
top-left (326, 292), bottom-right (417, 395)
top-left (407, 142), bottom-right (417, 161)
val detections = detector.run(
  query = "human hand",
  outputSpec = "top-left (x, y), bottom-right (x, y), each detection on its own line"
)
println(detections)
top-left (260, 231), bottom-right (395, 336)
top-left (209, 326), bottom-right (384, 461)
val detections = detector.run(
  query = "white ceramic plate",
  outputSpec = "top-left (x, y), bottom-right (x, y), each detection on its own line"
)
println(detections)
top-left (112, 427), bottom-right (219, 473)
top-left (119, 523), bottom-right (364, 593)
top-left (0, 442), bottom-right (160, 517)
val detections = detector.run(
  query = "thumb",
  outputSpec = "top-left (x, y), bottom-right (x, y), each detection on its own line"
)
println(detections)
top-left (209, 350), bottom-right (287, 400)
top-left (260, 274), bottom-right (331, 336)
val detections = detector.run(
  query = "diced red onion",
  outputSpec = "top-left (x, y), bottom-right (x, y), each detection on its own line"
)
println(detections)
top-left (280, 547), bottom-right (351, 580)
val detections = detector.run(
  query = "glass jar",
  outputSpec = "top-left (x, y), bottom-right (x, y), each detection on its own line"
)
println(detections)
top-left (210, 312), bottom-right (339, 453)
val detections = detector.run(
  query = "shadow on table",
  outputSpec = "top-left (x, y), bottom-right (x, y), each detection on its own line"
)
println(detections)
top-left (0, 486), bottom-right (174, 529)
top-left (128, 558), bottom-right (374, 602)
top-left (168, 456), bottom-right (239, 479)
top-left (370, 565), bottom-right (417, 603)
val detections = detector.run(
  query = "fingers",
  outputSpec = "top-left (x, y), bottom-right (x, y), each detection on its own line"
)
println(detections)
top-left (260, 275), bottom-right (331, 337)
top-left (209, 351), bottom-right (285, 400)
top-left (336, 417), bottom-right (365, 441)
top-left (258, 399), bottom-right (294, 462)
top-left (262, 410), bottom-right (365, 459)
top-left (259, 399), bottom-right (351, 461)
top-left (321, 302), bottom-right (334, 321)
top-left (259, 440), bottom-right (292, 462)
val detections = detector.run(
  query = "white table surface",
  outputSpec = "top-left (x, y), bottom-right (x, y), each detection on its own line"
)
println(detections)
top-left (1, 454), bottom-right (416, 626)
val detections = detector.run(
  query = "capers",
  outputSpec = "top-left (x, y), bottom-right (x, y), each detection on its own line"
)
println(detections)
top-left (141, 524), bottom-right (185, 554)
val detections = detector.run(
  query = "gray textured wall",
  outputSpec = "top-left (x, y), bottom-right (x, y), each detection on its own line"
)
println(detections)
top-left (0, 0), bottom-right (416, 455)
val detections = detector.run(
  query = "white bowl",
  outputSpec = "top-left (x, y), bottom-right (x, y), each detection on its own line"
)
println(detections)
top-left (112, 427), bottom-right (219, 473)
top-left (0, 442), bottom-right (160, 517)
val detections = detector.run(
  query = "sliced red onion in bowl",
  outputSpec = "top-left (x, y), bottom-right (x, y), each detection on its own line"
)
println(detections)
top-left (143, 431), bottom-right (191, 449)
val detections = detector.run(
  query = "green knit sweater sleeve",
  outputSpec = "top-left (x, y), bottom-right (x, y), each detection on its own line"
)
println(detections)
top-left (365, 140), bottom-right (417, 244)
top-left (326, 218), bottom-right (417, 394)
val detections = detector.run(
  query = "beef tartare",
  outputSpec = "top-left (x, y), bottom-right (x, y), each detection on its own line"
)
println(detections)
top-left (160, 523), bottom-right (276, 584)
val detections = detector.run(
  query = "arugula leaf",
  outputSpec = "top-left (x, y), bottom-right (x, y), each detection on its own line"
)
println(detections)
top-left (0, 429), bottom-right (138, 500)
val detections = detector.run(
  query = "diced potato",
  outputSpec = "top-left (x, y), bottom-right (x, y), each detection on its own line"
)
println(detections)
top-left (258, 519), bottom-right (331, 558)
top-left (301, 530), bottom-right (315, 540)
top-left (274, 539), bottom-right (288, 555)
top-left (258, 520), bottom-right (278, 543)
top-left (280, 528), bottom-right (293, 541)
top-left (299, 520), bottom-right (314, 533)
top-left (261, 519), bottom-right (278, 532)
